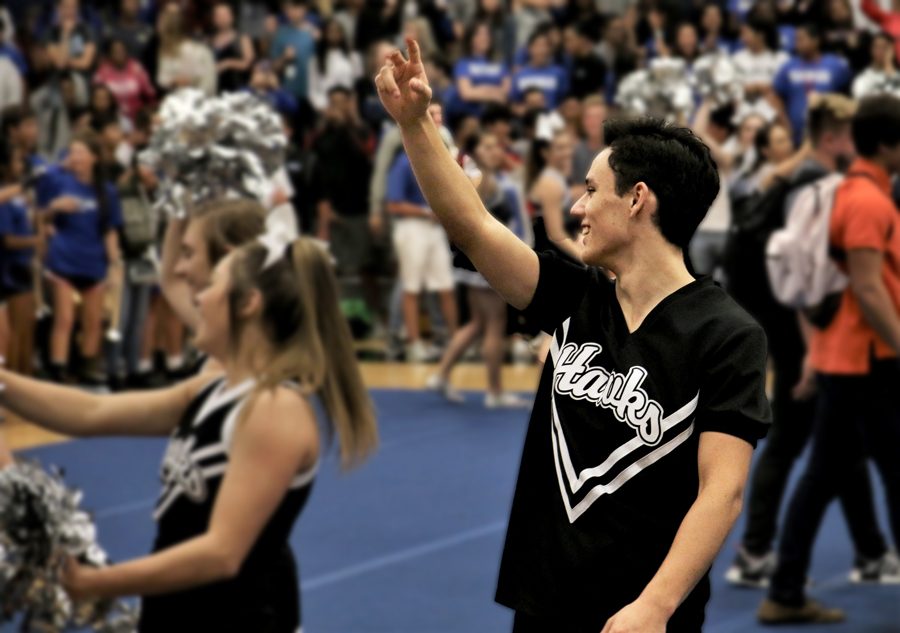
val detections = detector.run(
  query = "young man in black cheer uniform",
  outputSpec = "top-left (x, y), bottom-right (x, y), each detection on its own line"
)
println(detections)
top-left (376, 39), bottom-right (771, 633)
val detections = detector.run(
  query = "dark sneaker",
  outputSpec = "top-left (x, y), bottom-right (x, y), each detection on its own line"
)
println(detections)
top-left (725, 547), bottom-right (777, 588)
top-left (757, 599), bottom-right (845, 625)
top-left (850, 550), bottom-right (900, 584)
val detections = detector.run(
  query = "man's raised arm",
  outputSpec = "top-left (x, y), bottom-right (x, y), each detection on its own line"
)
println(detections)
top-left (375, 39), bottom-right (541, 310)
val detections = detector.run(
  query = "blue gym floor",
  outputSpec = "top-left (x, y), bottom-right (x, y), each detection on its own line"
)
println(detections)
top-left (6, 389), bottom-right (900, 632)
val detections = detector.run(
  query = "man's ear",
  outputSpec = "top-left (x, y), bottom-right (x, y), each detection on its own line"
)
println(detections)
top-left (629, 181), bottom-right (653, 218)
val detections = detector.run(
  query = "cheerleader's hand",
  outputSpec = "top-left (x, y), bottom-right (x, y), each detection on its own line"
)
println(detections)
top-left (375, 38), bottom-right (432, 129)
top-left (62, 556), bottom-right (98, 602)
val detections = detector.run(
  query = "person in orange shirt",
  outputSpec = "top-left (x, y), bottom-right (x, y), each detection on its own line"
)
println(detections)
top-left (759, 94), bottom-right (900, 625)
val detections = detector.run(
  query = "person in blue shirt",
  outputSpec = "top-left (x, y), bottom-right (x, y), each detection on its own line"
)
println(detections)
top-left (36, 130), bottom-right (122, 384)
top-left (244, 60), bottom-right (299, 118)
top-left (699, 4), bottom-right (736, 55)
top-left (271, 0), bottom-right (317, 104)
top-left (1, 106), bottom-right (46, 175)
top-left (0, 144), bottom-right (42, 377)
top-left (511, 28), bottom-right (569, 112)
top-left (446, 20), bottom-right (511, 121)
top-left (385, 113), bottom-right (458, 362)
top-left (773, 23), bottom-right (851, 146)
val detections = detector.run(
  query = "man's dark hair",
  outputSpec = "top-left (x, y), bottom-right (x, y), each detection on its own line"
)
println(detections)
top-left (744, 15), bottom-right (780, 51)
top-left (527, 22), bottom-right (554, 47)
top-left (90, 112), bottom-right (120, 133)
top-left (797, 23), bottom-right (822, 43)
top-left (874, 30), bottom-right (896, 45)
top-left (575, 19), bottom-right (598, 42)
top-left (326, 85), bottom-right (353, 99)
top-left (0, 105), bottom-right (36, 135)
top-left (852, 94), bottom-right (900, 157)
top-left (604, 118), bottom-right (719, 250)
top-left (481, 104), bottom-right (513, 126)
top-left (134, 106), bottom-right (154, 134)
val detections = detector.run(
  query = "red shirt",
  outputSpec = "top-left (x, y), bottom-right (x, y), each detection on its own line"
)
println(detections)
top-left (863, 0), bottom-right (900, 61)
top-left (93, 59), bottom-right (156, 122)
top-left (810, 158), bottom-right (900, 374)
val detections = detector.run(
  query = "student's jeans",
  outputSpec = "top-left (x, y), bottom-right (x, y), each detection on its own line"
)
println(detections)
top-left (742, 308), bottom-right (886, 559)
top-left (103, 266), bottom-right (153, 378)
top-left (770, 359), bottom-right (900, 606)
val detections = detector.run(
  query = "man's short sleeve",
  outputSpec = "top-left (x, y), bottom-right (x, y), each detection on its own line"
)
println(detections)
top-left (385, 155), bottom-right (409, 203)
top-left (840, 193), bottom-right (894, 253)
top-left (695, 324), bottom-right (771, 447)
top-left (522, 250), bottom-right (592, 334)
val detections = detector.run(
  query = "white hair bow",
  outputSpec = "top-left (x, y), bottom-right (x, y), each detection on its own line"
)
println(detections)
top-left (258, 228), bottom-right (293, 270)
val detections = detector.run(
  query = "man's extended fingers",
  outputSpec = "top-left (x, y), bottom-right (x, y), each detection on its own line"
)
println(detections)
top-left (388, 49), bottom-right (407, 70)
top-left (406, 37), bottom-right (421, 65)
top-left (376, 64), bottom-right (400, 97)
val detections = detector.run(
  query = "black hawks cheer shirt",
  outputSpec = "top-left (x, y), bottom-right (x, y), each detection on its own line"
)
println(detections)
top-left (495, 252), bottom-right (771, 630)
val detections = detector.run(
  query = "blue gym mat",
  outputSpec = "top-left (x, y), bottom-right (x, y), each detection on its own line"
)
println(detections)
top-left (5, 389), bottom-right (899, 632)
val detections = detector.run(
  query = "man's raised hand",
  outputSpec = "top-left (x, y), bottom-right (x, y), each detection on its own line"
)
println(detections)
top-left (375, 38), bottom-right (432, 128)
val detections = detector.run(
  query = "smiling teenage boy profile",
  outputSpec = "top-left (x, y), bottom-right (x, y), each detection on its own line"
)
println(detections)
top-left (376, 39), bottom-right (771, 633)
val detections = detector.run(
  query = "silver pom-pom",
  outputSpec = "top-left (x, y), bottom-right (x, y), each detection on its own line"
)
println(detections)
top-left (692, 53), bottom-right (744, 107)
top-left (139, 89), bottom-right (287, 219)
top-left (0, 461), bottom-right (138, 632)
top-left (615, 58), bottom-right (694, 122)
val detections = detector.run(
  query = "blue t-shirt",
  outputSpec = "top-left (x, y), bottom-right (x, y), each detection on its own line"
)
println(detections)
top-left (270, 26), bottom-right (316, 99)
top-left (0, 196), bottom-right (35, 270)
top-left (448, 56), bottom-right (510, 116)
top-left (36, 166), bottom-right (123, 280)
top-left (511, 64), bottom-right (569, 108)
top-left (774, 54), bottom-right (850, 145)
top-left (386, 153), bottom-right (428, 209)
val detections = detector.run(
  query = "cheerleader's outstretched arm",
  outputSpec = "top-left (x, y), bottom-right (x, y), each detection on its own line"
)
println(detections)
top-left (0, 369), bottom-right (213, 437)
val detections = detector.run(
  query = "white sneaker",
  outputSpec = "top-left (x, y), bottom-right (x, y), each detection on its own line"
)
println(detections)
top-left (485, 392), bottom-right (531, 409)
top-left (425, 374), bottom-right (465, 403)
top-left (725, 547), bottom-right (777, 588)
top-left (850, 550), bottom-right (900, 584)
top-left (407, 341), bottom-right (430, 363)
top-left (511, 338), bottom-right (534, 364)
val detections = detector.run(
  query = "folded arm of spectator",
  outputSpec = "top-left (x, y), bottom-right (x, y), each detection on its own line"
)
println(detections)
top-left (759, 140), bottom-right (812, 191)
top-left (692, 100), bottom-right (734, 173)
top-left (457, 77), bottom-right (510, 103)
